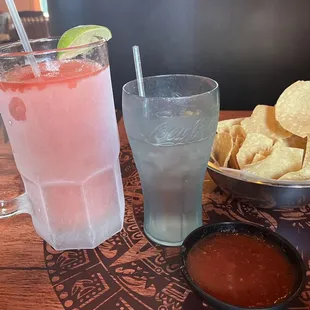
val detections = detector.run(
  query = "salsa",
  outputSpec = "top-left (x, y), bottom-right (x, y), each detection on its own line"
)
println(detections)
top-left (187, 233), bottom-right (296, 308)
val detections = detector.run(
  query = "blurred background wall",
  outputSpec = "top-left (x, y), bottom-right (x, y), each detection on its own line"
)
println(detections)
top-left (0, 0), bottom-right (48, 44)
top-left (1, 0), bottom-right (310, 110)
top-left (47, 0), bottom-right (310, 110)
top-left (0, 0), bottom-right (41, 12)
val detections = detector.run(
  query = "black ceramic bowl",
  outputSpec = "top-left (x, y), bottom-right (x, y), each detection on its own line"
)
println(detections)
top-left (181, 222), bottom-right (306, 310)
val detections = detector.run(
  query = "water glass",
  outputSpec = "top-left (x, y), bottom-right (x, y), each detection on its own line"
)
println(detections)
top-left (123, 74), bottom-right (219, 246)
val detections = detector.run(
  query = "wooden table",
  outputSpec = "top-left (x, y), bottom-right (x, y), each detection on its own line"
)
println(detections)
top-left (1, 111), bottom-right (310, 310)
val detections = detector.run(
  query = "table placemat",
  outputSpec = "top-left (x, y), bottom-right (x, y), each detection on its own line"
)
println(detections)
top-left (43, 143), bottom-right (310, 310)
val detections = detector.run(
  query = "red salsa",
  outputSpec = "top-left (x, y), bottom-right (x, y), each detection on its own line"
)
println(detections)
top-left (187, 233), bottom-right (296, 308)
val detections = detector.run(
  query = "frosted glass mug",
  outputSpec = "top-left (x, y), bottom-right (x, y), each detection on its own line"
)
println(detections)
top-left (0, 38), bottom-right (125, 250)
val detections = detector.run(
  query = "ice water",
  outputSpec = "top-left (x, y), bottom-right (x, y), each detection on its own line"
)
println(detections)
top-left (123, 105), bottom-right (219, 245)
top-left (0, 60), bottom-right (124, 250)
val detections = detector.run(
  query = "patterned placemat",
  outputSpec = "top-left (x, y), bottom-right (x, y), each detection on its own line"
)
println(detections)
top-left (44, 144), bottom-right (310, 310)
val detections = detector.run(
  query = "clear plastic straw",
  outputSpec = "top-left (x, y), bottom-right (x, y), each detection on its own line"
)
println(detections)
top-left (132, 45), bottom-right (145, 97)
top-left (132, 45), bottom-right (149, 117)
top-left (5, 0), bottom-right (40, 77)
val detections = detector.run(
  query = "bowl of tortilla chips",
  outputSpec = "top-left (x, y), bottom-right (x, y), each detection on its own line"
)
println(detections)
top-left (208, 81), bottom-right (310, 208)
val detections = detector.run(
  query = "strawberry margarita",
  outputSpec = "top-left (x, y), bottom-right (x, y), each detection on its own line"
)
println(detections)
top-left (0, 58), bottom-right (124, 250)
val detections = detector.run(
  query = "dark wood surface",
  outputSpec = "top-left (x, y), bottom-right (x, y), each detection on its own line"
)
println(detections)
top-left (5, 110), bottom-right (310, 310)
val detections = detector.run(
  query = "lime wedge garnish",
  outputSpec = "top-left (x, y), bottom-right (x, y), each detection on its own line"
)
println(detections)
top-left (57, 25), bottom-right (112, 60)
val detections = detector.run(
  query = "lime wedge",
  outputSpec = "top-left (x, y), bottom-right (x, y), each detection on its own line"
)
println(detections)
top-left (57, 25), bottom-right (112, 60)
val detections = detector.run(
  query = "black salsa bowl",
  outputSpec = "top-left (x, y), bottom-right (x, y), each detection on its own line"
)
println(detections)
top-left (181, 222), bottom-right (306, 310)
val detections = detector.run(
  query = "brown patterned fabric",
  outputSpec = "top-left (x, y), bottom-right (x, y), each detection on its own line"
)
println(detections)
top-left (43, 143), bottom-right (310, 310)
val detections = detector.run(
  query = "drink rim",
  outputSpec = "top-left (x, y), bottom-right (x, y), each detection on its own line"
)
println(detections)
top-left (0, 36), bottom-right (107, 58)
top-left (123, 74), bottom-right (219, 100)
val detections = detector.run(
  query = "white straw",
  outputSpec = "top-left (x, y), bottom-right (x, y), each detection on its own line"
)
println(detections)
top-left (132, 45), bottom-right (145, 97)
top-left (5, 0), bottom-right (40, 77)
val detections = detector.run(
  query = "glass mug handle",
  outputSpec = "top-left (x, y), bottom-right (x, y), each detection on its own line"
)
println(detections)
top-left (0, 121), bottom-right (32, 218)
top-left (0, 193), bottom-right (31, 218)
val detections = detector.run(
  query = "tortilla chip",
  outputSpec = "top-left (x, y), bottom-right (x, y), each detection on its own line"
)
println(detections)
top-left (217, 118), bottom-right (244, 134)
top-left (241, 105), bottom-right (291, 140)
top-left (229, 125), bottom-right (246, 142)
top-left (273, 135), bottom-right (306, 149)
top-left (275, 81), bottom-right (310, 138)
top-left (302, 135), bottom-right (310, 168)
top-left (252, 153), bottom-right (266, 164)
top-left (236, 133), bottom-right (273, 169)
top-left (279, 167), bottom-right (310, 181)
top-left (211, 132), bottom-right (233, 167)
top-left (229, 136), bottom-right (244, 169)
top-left (243, 147), bottom-right (303, 179)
